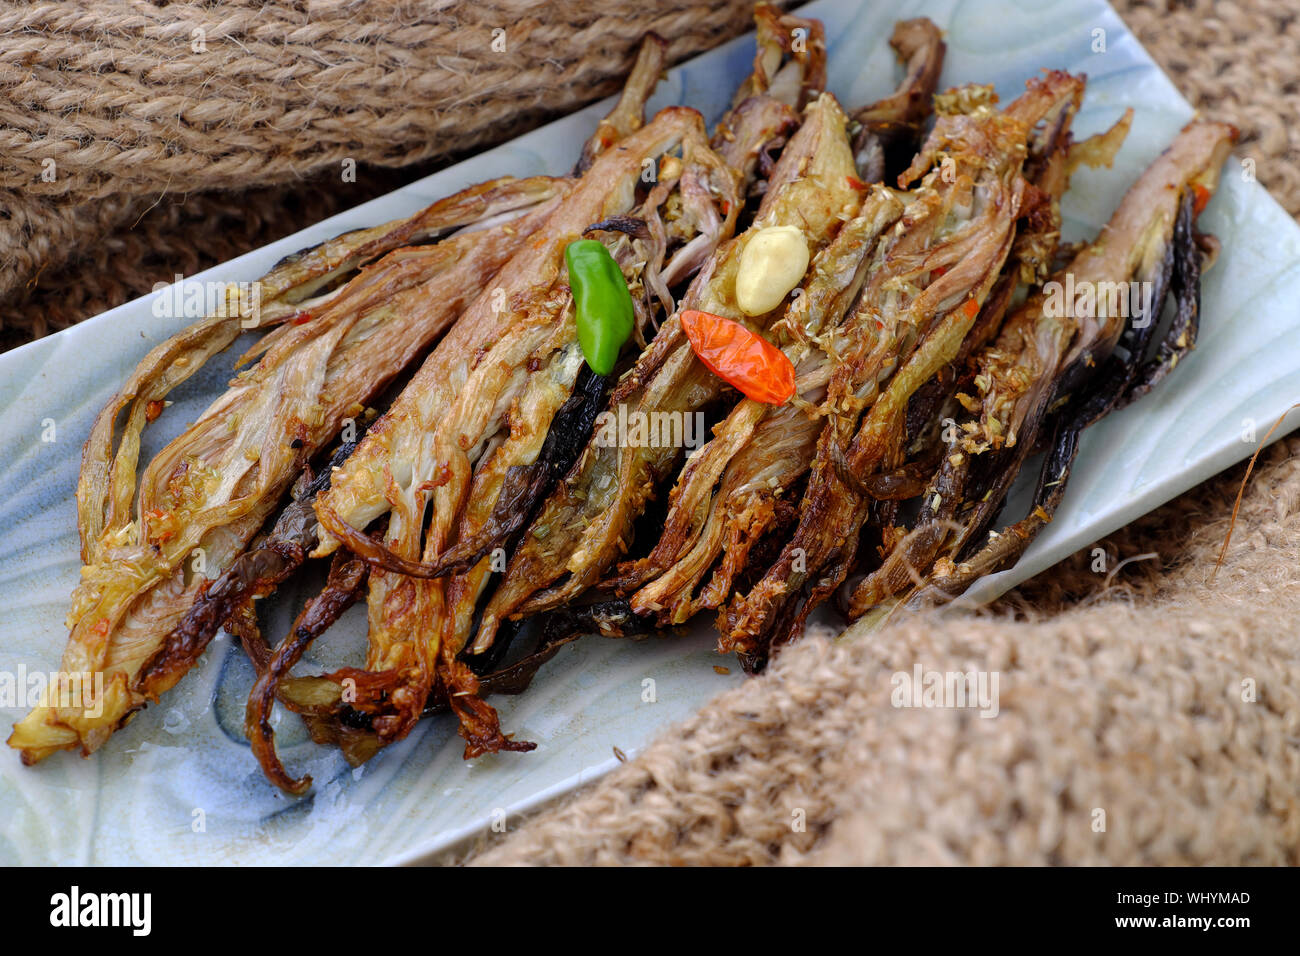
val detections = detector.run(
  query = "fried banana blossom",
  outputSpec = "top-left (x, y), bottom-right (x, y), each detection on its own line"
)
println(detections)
top-left (10, 177), bottom-right (566, 763)
top-left (13, 4), bottom-right (1239, 800)
top-left (306, 106), bottom-right (743, 764)
top-left (721, 72), bottom-right (1090, 667)
top-left (476, 90), bottom-right (865, 654)
top-left (618, 18), bottom-right (946, 627)
top-left (854, 119), bottom-right (1237, 621)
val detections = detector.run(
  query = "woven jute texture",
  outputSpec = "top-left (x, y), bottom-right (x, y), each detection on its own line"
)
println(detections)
top-left (0, 1), bottom-right (1297, 865)
top-left (0, 0), bottom-right (766, 348)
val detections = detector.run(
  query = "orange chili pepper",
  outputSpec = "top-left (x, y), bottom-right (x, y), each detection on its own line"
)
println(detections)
top-left (680, 309), bottom-right (795, 405)
top-left (1192, 182), bottom-right (1211, 215)
top-left (961, 297), bottom-right (980, 320)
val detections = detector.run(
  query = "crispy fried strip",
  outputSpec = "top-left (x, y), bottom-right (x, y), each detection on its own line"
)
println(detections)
top-left (136, 426), bottom-right (368, 698)
top-left (221, 601), bottom-right (270, 672)
top-left (246, 550), bottom-right (370, 795)
top-left (727, 3), bottom-right (826, 113)
top-left (575, 34), bottom-right (669, 174)
top-left (852, 18), bottom-right (945, 182)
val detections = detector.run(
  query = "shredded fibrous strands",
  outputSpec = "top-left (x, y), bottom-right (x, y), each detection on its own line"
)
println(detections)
top-left (10, 5), bottom-right (1241, 794)
top-left (1213, 404), bottom-right (1300, 578)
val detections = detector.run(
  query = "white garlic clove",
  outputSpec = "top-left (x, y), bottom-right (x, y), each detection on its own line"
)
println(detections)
top-left (735, 225), bottom-right (810, 316)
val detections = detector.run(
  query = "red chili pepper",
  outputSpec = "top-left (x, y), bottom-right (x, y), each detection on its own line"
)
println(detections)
top-left (846, 175), bottom-right (866, 190)
top-left (291, 310), bottom-right (313, 325)
top-left (680, 309), bottom-right (795, 405)
top-left (961, 297), bottom-right (980, 320)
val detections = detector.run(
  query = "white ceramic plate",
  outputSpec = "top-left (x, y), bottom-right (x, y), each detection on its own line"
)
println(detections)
top-left (2, 0), bottom-right (1297, 865)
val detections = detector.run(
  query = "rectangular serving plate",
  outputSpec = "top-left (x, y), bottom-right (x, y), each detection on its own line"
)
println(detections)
top-left (1, 0), bottom-right (1297, 865)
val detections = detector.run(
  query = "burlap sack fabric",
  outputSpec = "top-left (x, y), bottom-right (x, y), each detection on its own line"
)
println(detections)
top-left (1, 0), bottom-right (1296, 865)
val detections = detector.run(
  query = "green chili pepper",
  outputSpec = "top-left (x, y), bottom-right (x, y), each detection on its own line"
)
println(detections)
top-left (565, 238), bottom-right (635, 376)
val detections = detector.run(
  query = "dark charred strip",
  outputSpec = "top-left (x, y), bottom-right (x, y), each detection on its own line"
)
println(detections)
top-left (441, 657), bottom-right (539, 759)
top-left (433, 364), bottom-right (614, 571)
top-left (422, 597), bottom-right (660, 701)
top-left (949, 191), bottom-right (1188, 565)
top-left (736, 572), bottom-right (815, 674)
top-left (1118, 188), bottom-right (1202, 405)
top-left (573, 34), bottom-right (669, 176)
top-left (584, 216), bottom-right (653, 240)
top-left (830, 444), bottom-right (942, 501)
top-left (843, 453), bottom-right (970, 616)
top-left (223, 600), bottom-right (271, 673)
